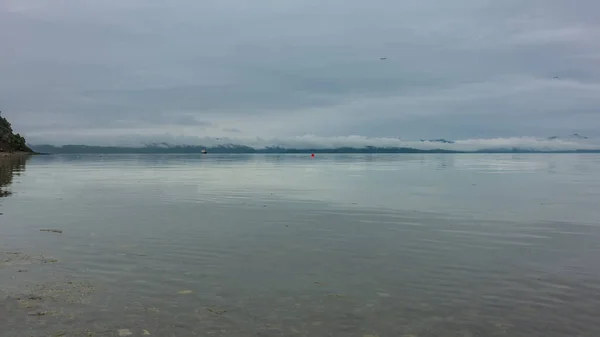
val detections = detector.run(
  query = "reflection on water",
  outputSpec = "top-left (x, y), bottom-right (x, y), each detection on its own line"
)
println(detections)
top-left (0, 155), bottom-right (29, 198)
top-left (1, 154), bottom-right (600, 336)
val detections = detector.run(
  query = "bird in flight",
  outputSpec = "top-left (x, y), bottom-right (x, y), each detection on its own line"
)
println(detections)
top-left (380, 57), bottom-right (387, 60)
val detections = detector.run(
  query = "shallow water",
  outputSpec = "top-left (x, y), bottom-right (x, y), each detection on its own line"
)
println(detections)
top-left (1, 154), bottom-right (600, 336)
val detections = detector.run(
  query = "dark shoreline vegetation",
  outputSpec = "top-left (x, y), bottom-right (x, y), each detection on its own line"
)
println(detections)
top-left (0, 112), bottom-right (33, 154)
top-left (30, 144), bottom-right (600, 154)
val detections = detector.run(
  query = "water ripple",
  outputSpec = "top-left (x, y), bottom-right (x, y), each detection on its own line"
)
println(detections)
top-left (1, 154), bottom-right (600, 336)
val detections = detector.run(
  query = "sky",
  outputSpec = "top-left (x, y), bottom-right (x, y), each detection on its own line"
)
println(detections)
top-left (1, 0), bottom-right (600, 148)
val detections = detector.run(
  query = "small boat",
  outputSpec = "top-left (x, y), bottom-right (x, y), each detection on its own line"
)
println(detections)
top-left (201, 149), bottom-right (207, 154)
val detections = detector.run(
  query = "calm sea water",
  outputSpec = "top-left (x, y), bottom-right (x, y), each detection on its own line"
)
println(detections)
top-left (1, 154), bottom-right (600, 337)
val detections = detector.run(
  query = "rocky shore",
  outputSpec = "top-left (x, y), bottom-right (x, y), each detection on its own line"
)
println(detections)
top-left (0, 151), bottom-right (34, 158)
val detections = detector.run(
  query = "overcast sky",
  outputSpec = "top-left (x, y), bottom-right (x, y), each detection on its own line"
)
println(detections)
top-left (1, 0), bottom-right (599, 146)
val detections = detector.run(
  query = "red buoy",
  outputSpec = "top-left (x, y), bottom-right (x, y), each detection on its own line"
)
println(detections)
top-left (311, 153), bottom-right (315, 157)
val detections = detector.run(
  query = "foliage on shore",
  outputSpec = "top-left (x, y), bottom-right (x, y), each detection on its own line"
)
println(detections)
top-left (0, 112), bottom-right (32, 153)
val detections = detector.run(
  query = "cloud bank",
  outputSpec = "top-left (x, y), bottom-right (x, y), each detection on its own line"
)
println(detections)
top-left (28, 133), bottom-right (600, 152)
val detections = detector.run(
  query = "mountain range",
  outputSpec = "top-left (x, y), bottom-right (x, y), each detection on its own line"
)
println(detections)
top-left (29, 134), bottom-right (600, 154)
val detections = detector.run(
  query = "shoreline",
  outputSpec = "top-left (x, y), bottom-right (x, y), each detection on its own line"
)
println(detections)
top-left (0, 152), bottom-right (37, 158)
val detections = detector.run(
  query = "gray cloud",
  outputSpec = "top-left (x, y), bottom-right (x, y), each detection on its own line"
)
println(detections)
top-left (1, 0), bottom-right (599, 144)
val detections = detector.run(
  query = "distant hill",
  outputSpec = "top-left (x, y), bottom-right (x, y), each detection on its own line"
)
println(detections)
top-left (30, 144), bottom-right (461, 154)
top-left (29, 143), bottom-right (600, 154)
top-left (0, 112), bottom-right (33, 153)
top-left (475, 148), bottom-right (600, 153)
top-left (26, 133), bottom-right (600, 154)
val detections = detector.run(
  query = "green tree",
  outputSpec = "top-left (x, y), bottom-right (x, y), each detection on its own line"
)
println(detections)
top-left (0, 111), bottom-right (32, 152)
top-left (0, 112), bottom-right (13, 135)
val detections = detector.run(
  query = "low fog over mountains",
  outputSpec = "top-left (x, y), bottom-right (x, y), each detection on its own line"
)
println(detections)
top-left (31, 134), bottom-right (600, 154)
